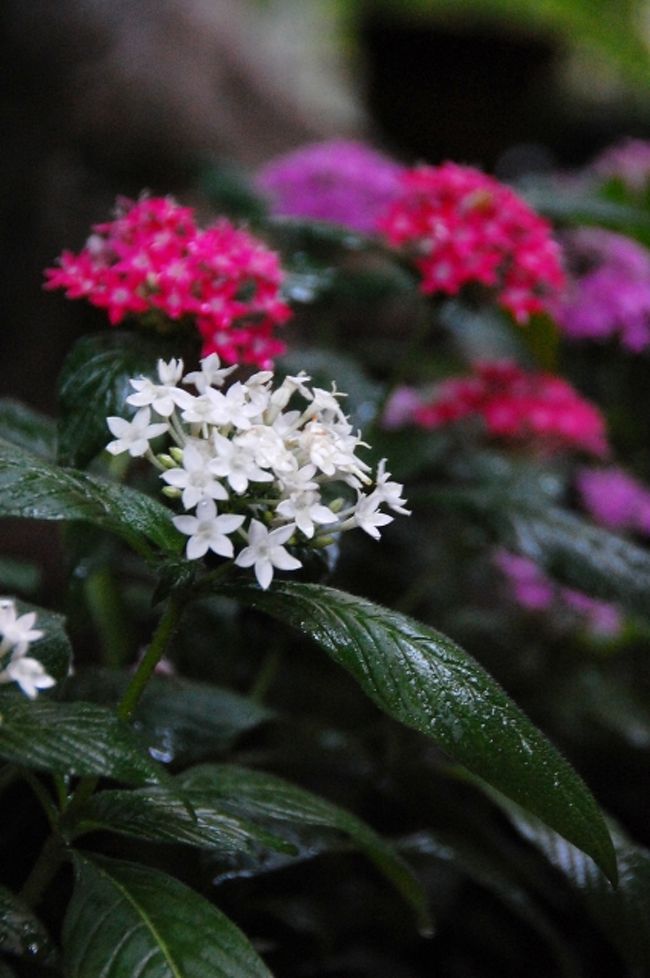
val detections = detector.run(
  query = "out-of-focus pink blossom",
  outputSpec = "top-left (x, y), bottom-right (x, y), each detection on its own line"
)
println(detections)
top-left (591, 138), bottom-right (650, 194)
top-left (379, 162), bottom-right (565, 323)
top-left (494, 550), bottom-right (622, 637)
top-left (255, 140), bottom-right (404, 234)
top-left (576, 466), bottom-right (650, 535)
top-left (390, 360), bottom-right (607, 456)
top-left (45, 196), bottom-right (291, 369)
top-left (552, 228), bottom-right (650, 353)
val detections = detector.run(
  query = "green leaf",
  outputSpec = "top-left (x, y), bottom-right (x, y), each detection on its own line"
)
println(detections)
top-left (65, 669), bottom-right (274, 764)
top-left (0, 438), bottom-right (182, 556)
top-left (0, 700), bottom-right (165, 785)
top-left (178, 763), bottom-right (430, 931)
top-left (0, 399), bottom-right (56, 460)
top-left (57, 331), bottom-right (175, 468)
top-left (0, 882), bottom-right (56, 964)
top-left (475, 782), bottom-right (650, 971)
top-left (63, 853), bottom-right (274, 978)
top-left (0, 600), bottom-right (72, 690)
top-left (74, 784), bottom-right (294, 855)
top-left (221, 581), bottom-right (617, 883)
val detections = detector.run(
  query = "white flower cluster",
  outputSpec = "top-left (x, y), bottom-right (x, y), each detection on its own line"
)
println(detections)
top-left (107, 355), bottom-right (410, 589)
top-left (0, 598), bottom-right (55, 699)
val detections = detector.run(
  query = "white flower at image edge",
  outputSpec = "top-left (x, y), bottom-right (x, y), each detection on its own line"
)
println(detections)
top-left (173, 498), bottom-right (245, 560)
top-left (1, 656), bottom-right (56, 699)
top-left (235, 520), bottom-right (302, 590)
top-left (106, 407), bottom-right (168, 457)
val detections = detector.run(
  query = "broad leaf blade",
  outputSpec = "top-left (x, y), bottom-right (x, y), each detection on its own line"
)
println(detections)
top-left (75, 785), bottom-right (294, 855)
top-left (0, 438), bottom-right (181, 555)
top-left (57, 331), bottom-right (171, 468)
top-left (0, 883), bottom-right (56, 964)
top-left (0, 700), bottom-right (165, 784)
top-left (63, 853), bottom-right (274, 978)
top-left (222, 581), bottom-right (617, 883)
top-left (178, 764), bottom-right (430, 931)
top-left (0, 399), bottom-right (56, 460)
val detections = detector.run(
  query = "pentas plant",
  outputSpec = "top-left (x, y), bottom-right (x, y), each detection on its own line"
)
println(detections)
top-left (384, 360), bottom-right (607, 456)
top-left (45, 195), bottom-right (291, 368)
top-left (379, 162), bottom-right (566, 322)
top-left (106, 355), bottom-right (410, 589)
top-left (0, 599), bottom-right (54, 699)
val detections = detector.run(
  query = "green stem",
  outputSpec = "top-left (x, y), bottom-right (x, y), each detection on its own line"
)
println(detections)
top-left (20, 833), bottom-right (66, 908)
top-left (84, 565), bottom-right (134, 668)
top-left (117, 596), bottom-right (183, 721)
top-left (250, 644), bottom-right (284, 704)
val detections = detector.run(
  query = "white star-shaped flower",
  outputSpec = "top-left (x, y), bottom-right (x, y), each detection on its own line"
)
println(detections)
top-left (352, 493), bottom-right (394, 541)
top-left (374, 459), bottom-right (411, 515)
top-left (126, 358), bottom-right (192, 416)
top-left (0, 602), bottom-right (43, 658)
top-left (173, 499), bottom-right (244, 560)
top-left (209, 433), bottom-right (274, 494)
top-left (183, 353), bottom-right (237, 393)
top-left (1, 656), bottom-right (56, 699)
top-left (235, 520), bottom-right (302, 589)
top-left (161, 442), bottom-right (229, 509)
top-left (276, 491), bottom-right (337, 539)
top-left (106, 408), bottom-right (169, 457)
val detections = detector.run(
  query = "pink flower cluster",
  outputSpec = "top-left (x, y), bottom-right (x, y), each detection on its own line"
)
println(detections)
top-left (386, 361), bottom-right (608, 455)
top-left (45, 196), bottom-right (292, 368)
top-left (552, 228), bottom-right (650, 353)
top-left (494, 550), bottom-right (622, 638)
top-left (577, 467), bottom-right (650, 535)
top-left (255, 139), bottom-right (405, 235)
top-left (379, 162), bottom-right (566, 322)
top-left (591, 138), bottom-right (650, 194)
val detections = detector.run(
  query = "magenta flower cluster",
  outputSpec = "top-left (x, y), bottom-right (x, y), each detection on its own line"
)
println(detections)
top-left (379, 162), bottom-right (566, 323)
top-left (576, 467), bottom-right (650, 535)
top-left (553, 228), bottom-right (650, 352)
top-left (45, 196), bottom-right (292, 369)
top-left (255, 139), bottom-right (404, 234)
top-left (494, 550), bottom-right (622, 638)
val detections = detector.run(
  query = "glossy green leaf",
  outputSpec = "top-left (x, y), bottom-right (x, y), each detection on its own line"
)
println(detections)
top-left (0, 600), bottom-right (72, 691)
top-left (0, 700), bottom-right (165, 784)
top-left (478, 783), bottom-right (650, 971)
top-left (65, 669), bottom-right (274, 764)
top-left (0, 438), bottom-right (182, 556)
top-left (0, 399), bottom-right (56, 460)
top-left (0, 882), bottom-right (56, 964)
top-left (74, 784), bottom-right (294, 856)
top-left (63, 853), bottom-right (274, 978)
top-left (221, 581), bottom-right (617, 883)
top-left (178, 763), bottom-right (429, 931)
top-left (57, 331), bottom-right (173, 468)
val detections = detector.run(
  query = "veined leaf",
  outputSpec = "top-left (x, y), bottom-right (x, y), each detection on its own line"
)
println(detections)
top-left (0, 882), bottom-right (56, 964)
top-left (0, 438), bottom-right (182, 556)
top-left (179, 763), bottom-right (430, 931)
top-left (220, 581), bottom-right (617, 883)
top-left (65, 669), bottom-right (274, 764)
top-left (0, 399), bottom-right (56, 460)
top-left (0, 700), bottom-right (165, 785)
top-left (74, 784), bottom-right (294, 856)
top-left (63, 853), bottom-right (274, 978)
top-left (57, 331), bottom-right (174, 468)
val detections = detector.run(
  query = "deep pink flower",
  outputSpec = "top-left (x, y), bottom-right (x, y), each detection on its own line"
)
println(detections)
top-left (577, 466), bottom-right (650, 535)
top-left (255, 139), bottom-right (405, 234)
top-left (552, 228), bottom-right (650, 353)
top-left (45, 196), bottom-right (292, 369)
top-left (392, 360), bottom-right (607, 456)
top-left (379, 163), bottom-right (565, 322)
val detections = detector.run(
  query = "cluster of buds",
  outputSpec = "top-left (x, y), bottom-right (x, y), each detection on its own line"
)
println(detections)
top-left (45, 196), bottom-right (291, 369)
top-left (106, 356), bottom-right (410, 589)
top-left (0, 599), bottom-right (54, 699)
top-left (380, 162), bottom-right (566, 323)
top-left (386, 361), bottom-right (607, 456)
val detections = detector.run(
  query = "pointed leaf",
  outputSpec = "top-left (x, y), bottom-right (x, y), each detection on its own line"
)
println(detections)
top-left (221, 581), bottom-right (617, 883)
top-left (63, 853), bottom-right (274, 978)
top-left (65, 669), bottom-right (274, 764)
top-left (0, 700), bottom-right (165, 784)
top-left (74, 785), bottom-right (294, 856)
top-left (179, 763), bottom-right (430, 930)
top-left (0, 882), bottom-right (56, 964)
top-left (0, 399), bottom-right (56, 460)
top-left (0, 438), bottom-right (182, 556)
top-left (57, 331), bottom-right (175, 468)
